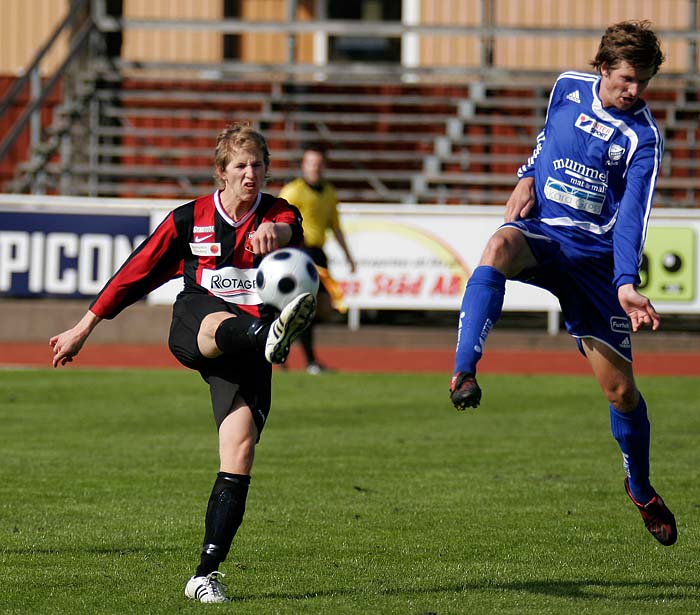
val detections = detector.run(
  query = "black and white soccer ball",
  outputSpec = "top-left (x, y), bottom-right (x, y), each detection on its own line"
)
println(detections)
top-left (256, 248), bottom-right (320, 311)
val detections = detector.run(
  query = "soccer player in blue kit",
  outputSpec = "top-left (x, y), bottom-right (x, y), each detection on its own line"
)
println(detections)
top-left (450, 21), bottom-right (677, 546)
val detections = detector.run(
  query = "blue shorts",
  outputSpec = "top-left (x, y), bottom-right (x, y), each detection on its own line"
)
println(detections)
top-left (504, 219), bottom-right (632, 362)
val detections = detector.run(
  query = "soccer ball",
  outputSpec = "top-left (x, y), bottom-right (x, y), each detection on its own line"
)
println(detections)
top-left (256, 248), bottom-right (320, 310)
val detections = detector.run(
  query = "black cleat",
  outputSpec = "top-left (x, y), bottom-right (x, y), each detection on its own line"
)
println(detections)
top-left (450, 372), bottom-right (482, 410)
top-left (624, 478), bottom-right (677, 546)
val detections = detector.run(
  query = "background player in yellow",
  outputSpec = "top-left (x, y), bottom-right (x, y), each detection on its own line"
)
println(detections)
top-left (279, 144), bottom-right (356, 374)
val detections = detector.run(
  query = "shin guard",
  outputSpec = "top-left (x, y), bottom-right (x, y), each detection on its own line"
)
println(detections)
top-left (454, 266), bottom-right (506, 374)
top-left (610, 396), bottom-right (653, 503)
top-left (196, 472), bottom-right (251, 576)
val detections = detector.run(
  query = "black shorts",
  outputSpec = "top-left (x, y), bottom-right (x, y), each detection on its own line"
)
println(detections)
top-left (168, 292), bottom-right (272, 438)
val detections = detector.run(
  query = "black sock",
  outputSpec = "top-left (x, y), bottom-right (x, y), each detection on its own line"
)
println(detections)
top-left (196, 553), bottom-right (220, 578)
top-left (195, 472), bottom-right (251, 577)
top-left (214, 316), bottom-right (270, 355)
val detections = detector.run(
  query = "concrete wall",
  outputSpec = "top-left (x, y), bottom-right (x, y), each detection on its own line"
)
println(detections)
top-left (0, 299), bottom-right (172, 344)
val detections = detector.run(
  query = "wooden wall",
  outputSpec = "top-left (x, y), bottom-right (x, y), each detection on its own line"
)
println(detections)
top-left (0, 0), bottom-right (693, 76)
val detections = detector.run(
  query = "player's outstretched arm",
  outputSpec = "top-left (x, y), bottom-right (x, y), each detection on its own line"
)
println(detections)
top-left (332, 226), bottom-right (356, 273)
top-left (618, 283), bottom-right (660, 332)
top-left (49, 310), bottom-right (102, 367)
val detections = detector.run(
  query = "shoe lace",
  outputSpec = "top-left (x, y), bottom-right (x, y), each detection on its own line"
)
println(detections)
top-left (204, 571), bottom-right (228, 598)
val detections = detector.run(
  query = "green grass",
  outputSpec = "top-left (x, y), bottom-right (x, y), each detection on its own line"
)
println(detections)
top-left (0, 369), bottom-right (698, 614)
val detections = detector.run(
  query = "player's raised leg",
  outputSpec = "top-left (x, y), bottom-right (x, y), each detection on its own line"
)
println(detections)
top-left (450, 265), bottom-right (506, 409)
top-left (451, 226), bottom-right (535, 410)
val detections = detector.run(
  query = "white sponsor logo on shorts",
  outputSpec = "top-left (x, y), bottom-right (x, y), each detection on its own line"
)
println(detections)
top-left (610, 316), bottom-right (631, 333)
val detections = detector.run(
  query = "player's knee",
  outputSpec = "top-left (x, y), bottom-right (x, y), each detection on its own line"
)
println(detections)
top-left (220, 435), bottom-right (256, 473)
top-left (238, 436), bottom-right (256, 464)
top-left (480, 231), bottom-right (525, 274)
top-left (606, 384), bottom-right (639, 412)
top-left (219, 409), bottom-right (258, 472)
top-left (198, 313), bottom-right (231, 358)
top-left (481, 234), bottom-right (508, 265)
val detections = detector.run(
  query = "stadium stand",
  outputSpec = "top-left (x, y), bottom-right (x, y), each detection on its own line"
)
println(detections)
top-left (5, 74), bottom-right (699, 207)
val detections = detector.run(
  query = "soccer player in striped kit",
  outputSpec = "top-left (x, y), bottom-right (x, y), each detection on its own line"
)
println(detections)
top-left (450, 21), bottom-right (677, 546)
top-left (50, 123), bottom-right (317, 602)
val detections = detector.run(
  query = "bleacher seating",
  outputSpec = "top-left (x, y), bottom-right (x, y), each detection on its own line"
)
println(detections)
top-left (6, 74), bottom-right (699, 207)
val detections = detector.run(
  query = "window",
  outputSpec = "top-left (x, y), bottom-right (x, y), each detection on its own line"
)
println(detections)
top-left (327, 0), bottom-right (402, 63)
top-left (223, 0), bottom-right (240, 59)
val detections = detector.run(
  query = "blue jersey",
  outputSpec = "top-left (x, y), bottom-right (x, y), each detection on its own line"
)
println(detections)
top-left (517, 71), bottom-right (664, 289)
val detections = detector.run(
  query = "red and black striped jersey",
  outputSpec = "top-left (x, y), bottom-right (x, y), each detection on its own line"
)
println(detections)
top-left (90, 191), bottom-right (304, 320)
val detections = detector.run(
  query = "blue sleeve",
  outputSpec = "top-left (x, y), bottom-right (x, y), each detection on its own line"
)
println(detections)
top-left (612, 131), bottom-right (664, 289)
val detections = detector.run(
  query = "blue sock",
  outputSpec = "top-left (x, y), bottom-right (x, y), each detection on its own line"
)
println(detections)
top-left (454, 266), bottom-right (506, 374)
top-left (609, 396), bottom-right (653, 503)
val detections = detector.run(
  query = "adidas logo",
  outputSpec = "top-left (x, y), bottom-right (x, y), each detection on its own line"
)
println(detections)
top-left (620, 337), bottom-right (631, 348)
top-left (566, 90), bottom-right (581, 103)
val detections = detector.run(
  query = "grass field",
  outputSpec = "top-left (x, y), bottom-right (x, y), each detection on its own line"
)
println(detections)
top-left (1, 368), bottom-right (698, 614)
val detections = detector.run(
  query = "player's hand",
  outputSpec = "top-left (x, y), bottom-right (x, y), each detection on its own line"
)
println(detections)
top-left (49, 311), bottom-right (100, 367)
top-left (504, 177), bottom-right (535, 222)
top-left (49, 327), bottom-right (87, 367)
top-left (250, 222), bottom-right (290, 255)
top-left (618, 284), bottom-right (660, 332)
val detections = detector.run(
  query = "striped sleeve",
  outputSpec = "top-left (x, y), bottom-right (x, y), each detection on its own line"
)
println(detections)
top-left (90, 211), bottom-right (184, 319)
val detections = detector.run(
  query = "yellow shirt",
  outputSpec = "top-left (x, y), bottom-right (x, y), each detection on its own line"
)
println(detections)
top-left (279, 178), bottom-right (339, 248)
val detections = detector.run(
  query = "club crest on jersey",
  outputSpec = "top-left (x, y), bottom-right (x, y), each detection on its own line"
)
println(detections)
top-left (244, 231), bottom-right (255, 253)
top-left (190, 242), bottom-right (221, 256)
top-left (575, 113), bottom-right (614, 141)
top-left (606, 143), bottom-right (626, 166)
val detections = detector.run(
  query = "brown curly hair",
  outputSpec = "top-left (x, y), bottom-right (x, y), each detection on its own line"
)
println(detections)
top-left (591, 20), bottom-right (665, 76)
